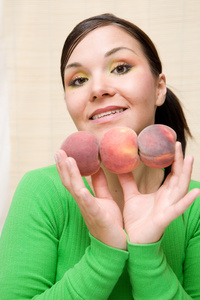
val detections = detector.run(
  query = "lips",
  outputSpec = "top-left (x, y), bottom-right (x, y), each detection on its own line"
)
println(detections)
top-left (90, 106), bottom-right (127, 120)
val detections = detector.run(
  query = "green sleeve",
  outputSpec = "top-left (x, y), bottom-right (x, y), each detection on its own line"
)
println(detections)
top-left (127, 184), bottom-right (200, 300)
top-left (0, 168), bottom-right (128, 299)
top-left (37, 235), bottom-right (128, 299)
top-left (127, 239), bottom-right (190, 299)
top-left (183, 183), bottom-right (200, 298)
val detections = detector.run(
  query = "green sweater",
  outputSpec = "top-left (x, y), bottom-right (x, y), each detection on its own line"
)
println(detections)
top-left (0, 165), bottom-right (200, 299)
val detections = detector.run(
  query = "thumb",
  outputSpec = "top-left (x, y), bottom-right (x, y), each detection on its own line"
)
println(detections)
top-left (92, 168), bottom-right (113, 199)
top-left (118, 172), bottom-right (139, 201)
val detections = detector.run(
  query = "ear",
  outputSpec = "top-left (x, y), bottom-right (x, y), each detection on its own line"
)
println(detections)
top-left (155, 73), bottom-right (167, 107)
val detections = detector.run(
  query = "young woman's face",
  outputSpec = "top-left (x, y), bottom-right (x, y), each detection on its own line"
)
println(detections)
top-left (64, 25), bottom-right (166, 140)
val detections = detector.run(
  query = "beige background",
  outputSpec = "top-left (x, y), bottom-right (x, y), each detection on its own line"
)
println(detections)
top-left (1, 0), bottom-right (200, 230)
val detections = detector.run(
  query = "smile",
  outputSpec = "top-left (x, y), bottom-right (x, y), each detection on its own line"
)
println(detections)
top-left (91, 108), bottom-right (126, 120)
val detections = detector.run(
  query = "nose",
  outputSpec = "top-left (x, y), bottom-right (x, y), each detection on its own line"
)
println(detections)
top-left (89, 76), bottom-right (116, 102)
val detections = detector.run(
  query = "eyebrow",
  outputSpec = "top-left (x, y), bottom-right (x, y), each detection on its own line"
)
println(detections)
top-left (65, 47), bottom-right (137, 70)
top-left (105, 46), bottom-right (138, 57)
top-left (65, 62), bottom-right (82, 70)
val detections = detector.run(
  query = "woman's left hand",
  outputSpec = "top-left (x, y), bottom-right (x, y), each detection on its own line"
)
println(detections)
top-left (118, 142), bottom-right (200, 244)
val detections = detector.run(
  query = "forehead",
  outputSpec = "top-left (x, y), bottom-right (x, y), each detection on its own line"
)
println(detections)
top-left (67, 24), bottom-right (144, 63)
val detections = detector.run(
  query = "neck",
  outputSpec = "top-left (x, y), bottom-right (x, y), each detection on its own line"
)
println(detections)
top-left (101, 163), bottom-right (165, 212)
top-left (86, 163), bottom-right (165, 213)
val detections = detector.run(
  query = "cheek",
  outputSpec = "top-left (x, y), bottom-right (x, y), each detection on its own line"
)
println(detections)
top-left (65, 91), bottom-right (83, 121)
top-left (120, 71), bottom-right (157, 102)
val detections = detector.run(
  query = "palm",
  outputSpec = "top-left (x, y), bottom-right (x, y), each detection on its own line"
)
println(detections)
top-left (122, 186), bottom-right (180, 244)
top-left (119, 142), bottom-right (200, 244)
top-left (81, 169), bottom-right (126, 249)
top-left (56, 150), bottom-right (126, 250)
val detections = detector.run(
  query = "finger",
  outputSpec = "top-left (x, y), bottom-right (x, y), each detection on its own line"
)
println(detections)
top-left (118, 172), bottom-right (139, 200)
top-left (177, 155), bottom-right (194, 195)
top-left (167, 143), bottom-right (192, 193)
top-left (55, 149), bottom-right (70, 185)
top-left (65, 156), bottom-right (87, 195)
top-left (171, 142), bottom-right (184, 176)
top-left (55, 149), bottom-right (68, 166)
top-left (167, 188), bottom-right (200, 222)
top-left (91, 168), bottom-right (113, 199)
top-left (164, 155), bottom-right (194, 204)
top-left (59, 158), bottom-right (97, 217)
top-left (55, 149), bottom-right (85, 194)
top-left (80, 188), bottom-right (103, 220)
top-left (80, 188), bottom-right (127, 250)
top-left (182, 155), bottom-right (194, 178)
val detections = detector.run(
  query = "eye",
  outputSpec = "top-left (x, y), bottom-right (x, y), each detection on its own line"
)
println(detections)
top-left (69, 76), bottom-right (88, 87)
top-left (111, 63), bottom-right (132, 75)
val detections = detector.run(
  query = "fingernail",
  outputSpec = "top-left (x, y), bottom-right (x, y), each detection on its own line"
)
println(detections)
top-left (66, 159), bottom-right (71, 169)
top-left (81, 189), bottom-right (87, 200)
top-left (54, 152), bottom-right (61, 163)
top-left (176, 141), bottom-right (182, 150)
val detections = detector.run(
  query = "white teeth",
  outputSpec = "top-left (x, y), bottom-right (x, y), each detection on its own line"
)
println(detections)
top-left (92, 109), bottom-right (124, 120)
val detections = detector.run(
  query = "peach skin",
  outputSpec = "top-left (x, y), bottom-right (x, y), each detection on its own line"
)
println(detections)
top-left (100, 127), bottom-right (140, 174)
top-left (61, 131), bottom-right (100, 176)
top-left (138, 124), bottom-right (177, 168)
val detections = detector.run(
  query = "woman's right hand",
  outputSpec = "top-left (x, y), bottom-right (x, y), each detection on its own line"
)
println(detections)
top-left (55, 149), bottom-right (127, 250)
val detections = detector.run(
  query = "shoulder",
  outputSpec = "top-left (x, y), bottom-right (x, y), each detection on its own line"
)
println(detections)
top-left (20, 164), bottom-right (62, 188)
top-left (7, 165), bottom-right (73, 237)
top-left (14, 165), bottom-right (68, 206)
top-left (18, 164), bottom-right (92, 202)
top-left (10, 165), bottom-right (91, 233)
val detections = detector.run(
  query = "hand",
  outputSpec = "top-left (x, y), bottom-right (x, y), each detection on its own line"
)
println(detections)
top-left (118, 142), bottom-right (200, 244)
top-left (55, 150), bottom-right (127, 250)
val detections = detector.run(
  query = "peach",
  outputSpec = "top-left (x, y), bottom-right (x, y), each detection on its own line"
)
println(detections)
top-left (138, 124), bottom-right (177, 168)
top-left (60, 131), bottom-right (100, 176)
top-left (100, 127), bottom-right (140, 174)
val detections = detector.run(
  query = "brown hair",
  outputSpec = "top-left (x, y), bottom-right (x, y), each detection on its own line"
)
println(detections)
top-left (60, 13), bottom-right (192, 175)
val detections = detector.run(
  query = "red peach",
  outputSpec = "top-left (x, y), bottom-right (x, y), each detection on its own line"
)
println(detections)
top-left (100, 127), bottom-right (140, 174)
top-left (138, 124), bottom-right (177, 168)
top-left (61, 131), bottom-right (100, 176)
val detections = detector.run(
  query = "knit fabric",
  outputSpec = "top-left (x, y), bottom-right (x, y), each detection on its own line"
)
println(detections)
top-left (0, 165), bottom-right (200, 299)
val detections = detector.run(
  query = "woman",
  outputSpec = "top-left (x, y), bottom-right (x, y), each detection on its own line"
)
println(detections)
top-left (0, 13), bottom-right (200, 299)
